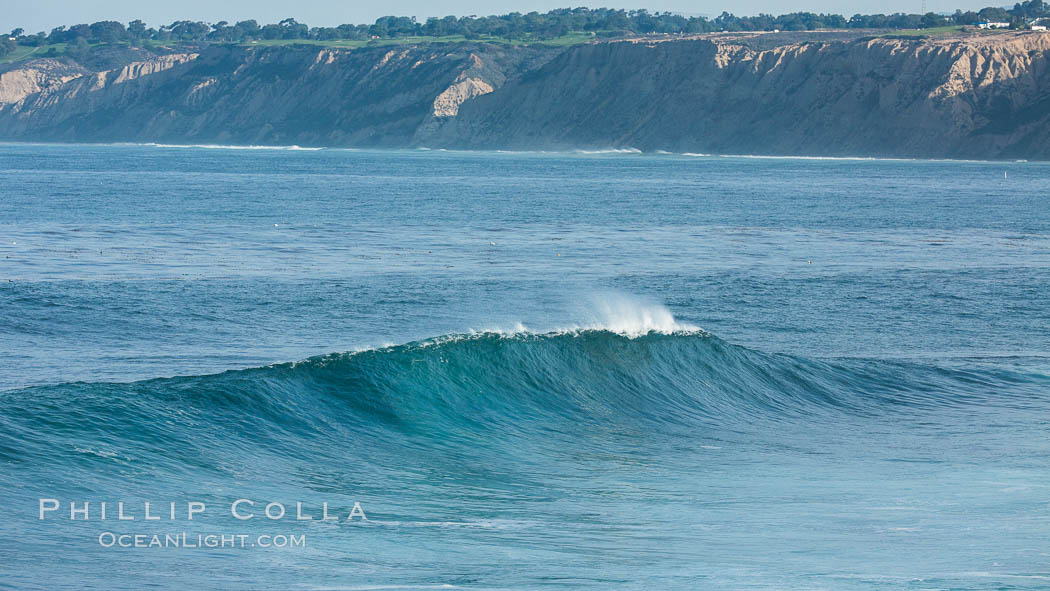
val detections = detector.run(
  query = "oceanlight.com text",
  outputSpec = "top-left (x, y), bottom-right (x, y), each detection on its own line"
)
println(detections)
top-left (97, 532), bottom-right (306, 549)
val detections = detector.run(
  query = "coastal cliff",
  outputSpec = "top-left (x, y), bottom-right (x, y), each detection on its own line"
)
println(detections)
top-left (1, 32), bottom-right (1049, 159)
top-left (0, 44), bottom-right (556, 146)
top-left (440, 32), bottom-right (1050, 159)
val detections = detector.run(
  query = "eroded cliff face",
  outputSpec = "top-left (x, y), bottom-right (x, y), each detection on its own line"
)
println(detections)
top-left (439, 32), bottom-right (1050, 159)
top-left (0, 59), bottom-right (89, 105)
top-left (0, 43), bottom-right (555, 146)
top-left (1, 33), bottom-right (1049, 159)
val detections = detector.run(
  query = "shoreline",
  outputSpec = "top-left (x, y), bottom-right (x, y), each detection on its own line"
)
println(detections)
top-left (0, 140), bottom-right (1041, 164)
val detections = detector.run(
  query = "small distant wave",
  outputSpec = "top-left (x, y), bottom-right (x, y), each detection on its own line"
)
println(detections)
top-left (573, 147), bottom-right (643, 154)
top-left (718, 153), bottom-right (915, 162)
top-left (2, 143), bottom-right (1043, 163)
top-left (143, 143), bottom-right (323, 151)
top-left (718, 154), bottom-right (1034, 165)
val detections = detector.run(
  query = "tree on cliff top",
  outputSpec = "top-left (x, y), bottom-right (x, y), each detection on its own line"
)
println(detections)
top-left (10, 3), bottom-right (1050, 51)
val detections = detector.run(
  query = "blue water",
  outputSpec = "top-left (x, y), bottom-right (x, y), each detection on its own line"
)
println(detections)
top-left (1, 143), bottom-right (1049, 589)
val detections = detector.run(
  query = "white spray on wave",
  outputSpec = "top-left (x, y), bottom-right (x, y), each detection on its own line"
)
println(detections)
top-left (580, 292), bottom-right (701, 337)
top-left (444, 293), bottom-right (702, 344)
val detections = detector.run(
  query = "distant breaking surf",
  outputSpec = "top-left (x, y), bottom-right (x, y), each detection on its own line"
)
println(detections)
top-left (143, 143), bottom-right (324, 151)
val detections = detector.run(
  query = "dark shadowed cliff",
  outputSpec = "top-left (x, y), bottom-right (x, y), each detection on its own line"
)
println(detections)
top-left (0, 44), bottom-right (556, 146)
top-left (2, 32), bottom-right (1050, 159)
top-left (438, 33), bottom-right (1050, 159)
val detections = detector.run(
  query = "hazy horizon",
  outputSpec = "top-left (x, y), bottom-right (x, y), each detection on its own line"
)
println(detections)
top-left (4, 1), bottom-right (1004, 37)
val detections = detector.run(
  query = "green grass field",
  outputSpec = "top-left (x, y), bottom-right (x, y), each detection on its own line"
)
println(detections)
top-left (245, 31), bottom-right (601, 48)
top-left (0, 43), bottom-right (83, 64)
top-left (0, 32), bottom-right (603, 65)
top-left (1, 26), bottom-right (1015, 66)
top-left (1, 44), bottom-right (53, 64)
top-left (882, 25), bottom-right (967, 38)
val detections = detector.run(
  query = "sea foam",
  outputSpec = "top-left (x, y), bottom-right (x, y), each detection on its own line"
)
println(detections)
top-left (462, 293), bottom-right (701, 339)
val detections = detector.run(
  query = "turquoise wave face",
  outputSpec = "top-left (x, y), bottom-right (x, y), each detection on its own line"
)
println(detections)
top-left (3, 329), bottom-right (1050, 589)
top-left (4, 329), bottom-right (1047, 475)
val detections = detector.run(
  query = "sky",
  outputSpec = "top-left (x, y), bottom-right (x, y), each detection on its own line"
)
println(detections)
top-left (4, 0), bottom-right (1002, 36)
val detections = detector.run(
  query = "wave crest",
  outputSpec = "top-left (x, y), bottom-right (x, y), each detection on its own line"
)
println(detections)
top-left (584, 294), bottom-right (701, 336)
top-left (463, 295), bottom-right (701, 339)
top-left (4, 312), bottom-right (1046, 470)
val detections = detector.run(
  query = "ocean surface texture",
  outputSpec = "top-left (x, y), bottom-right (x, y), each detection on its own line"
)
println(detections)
top-left (1, 144), bottom-right (1049, 590)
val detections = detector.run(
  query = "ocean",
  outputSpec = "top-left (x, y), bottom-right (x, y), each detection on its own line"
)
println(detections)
top-left (1, 143), bottom-right (1049, 589)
